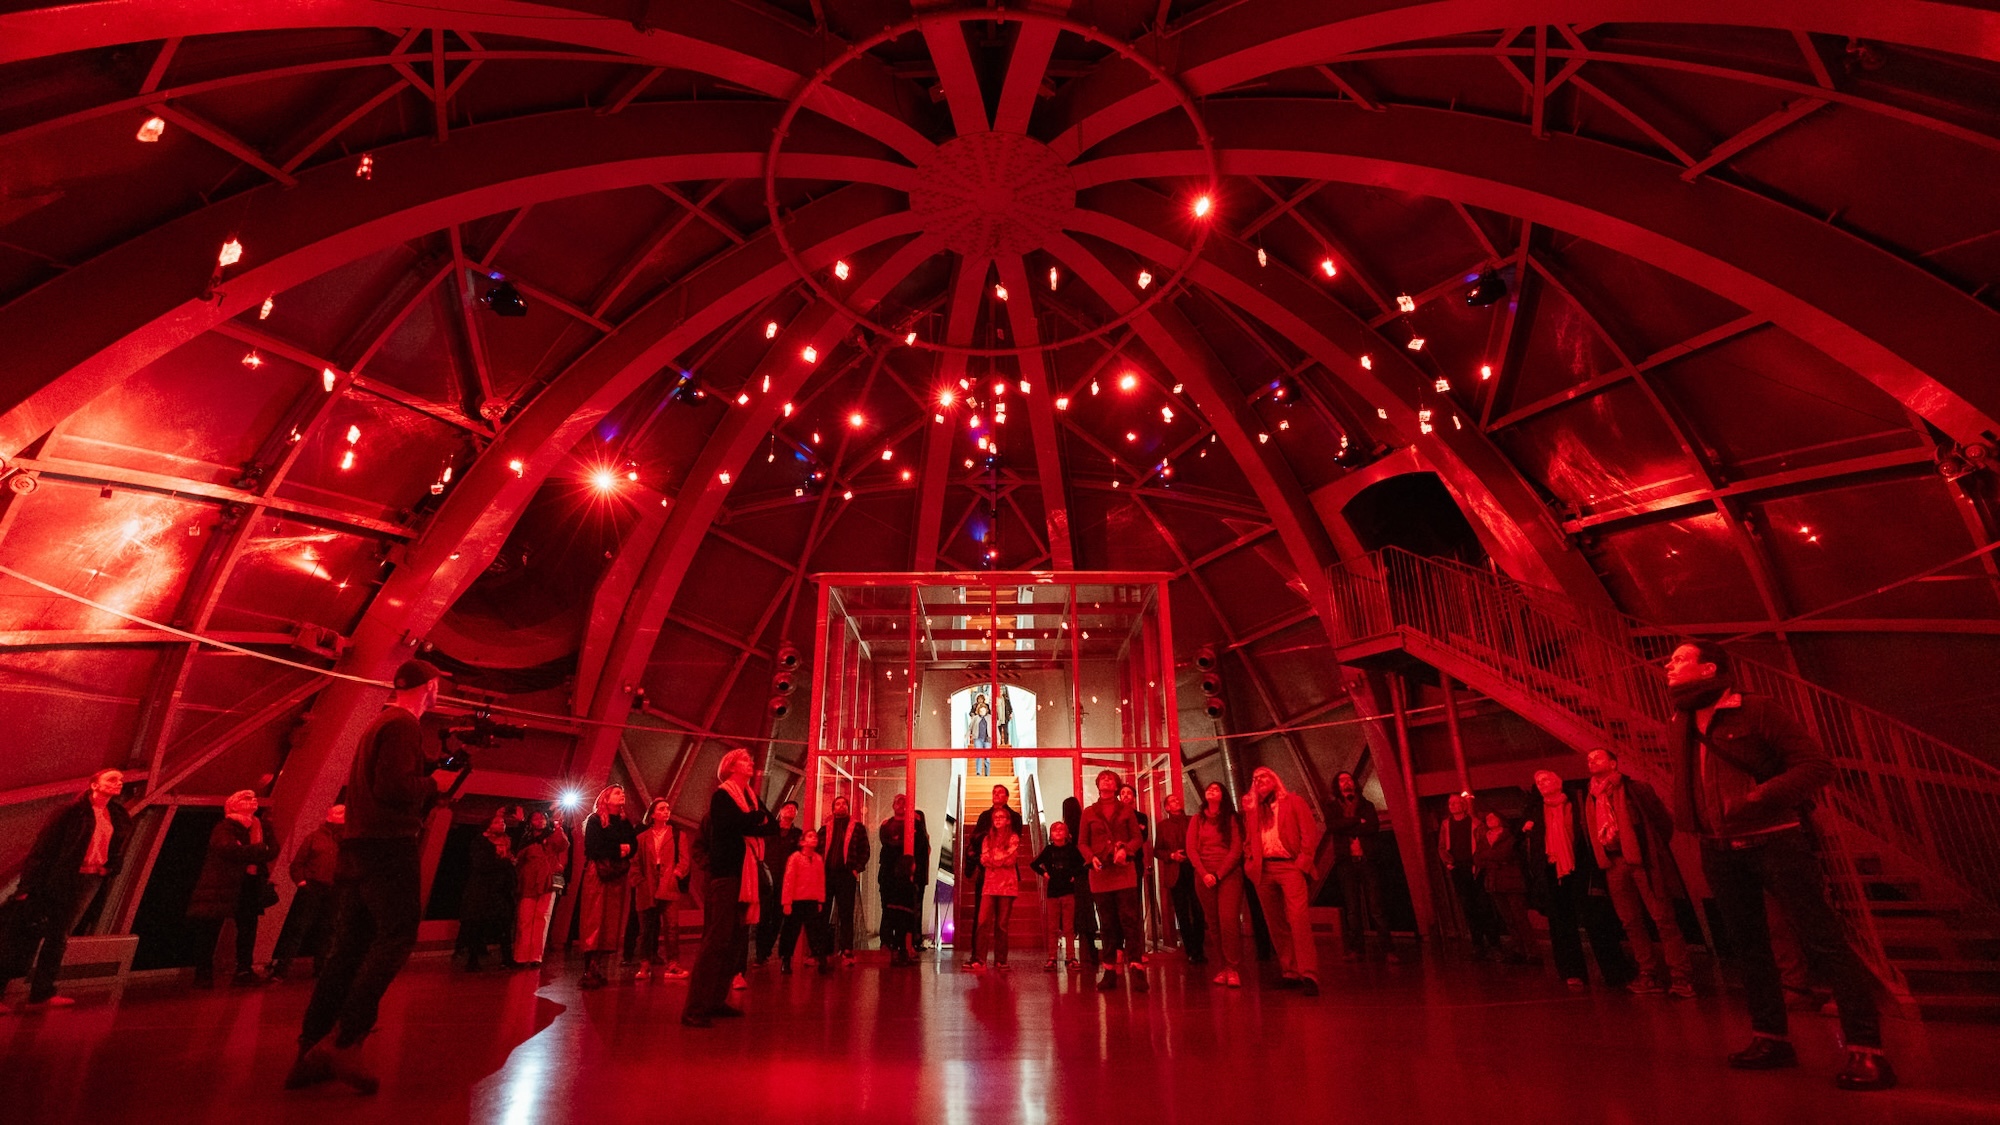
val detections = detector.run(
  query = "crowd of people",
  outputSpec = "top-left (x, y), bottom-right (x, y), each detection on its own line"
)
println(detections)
top-left (0, 642), bottom-right (1897, 1094)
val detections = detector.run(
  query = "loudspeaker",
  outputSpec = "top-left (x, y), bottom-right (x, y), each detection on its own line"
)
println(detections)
top-left (1199, 672), bottom-right (1222, 697)
top-left (776, 642), bottom-right (802, 671)
top-left (1193, 645), bottom-right (1217, 671)
top-left (1202, 694), bottom-right (1225, 719)
top-left (769, 695), bottom-right (792, 720)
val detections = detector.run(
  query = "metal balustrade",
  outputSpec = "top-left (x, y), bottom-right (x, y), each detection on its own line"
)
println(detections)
top-left (1328, 547), bottom-right (2000, 991)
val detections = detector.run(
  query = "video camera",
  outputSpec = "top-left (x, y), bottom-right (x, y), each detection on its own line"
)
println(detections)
top-left (434, 710), bottom-right (528, 771)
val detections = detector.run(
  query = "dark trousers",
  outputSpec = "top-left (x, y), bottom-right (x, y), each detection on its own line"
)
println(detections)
top-left (686, 875), bottom-right (749, 1018)
top-left (879, 881), bottom-right (921, 955)
top-left (190, 902), bottom-right (260, 981)
top-left (461, 906), bottom-right (514, 968)
top-left (826, 871), bottom-right (859, 954)
top-left (779, 900), bottom-right (831, 962)
top-left (1094, 885), bottom-right (1142, 965)
top-left (1169, 868), bottom-right (1205, 959)
top-left (271, 881), bottom-right (336, 973)
top-left (962, 868), bottom-right (984, 957)
top-left (1336, 860), bottom-right (1389, 953)
top-left (300, 838), bottom-right (421, 1050)
top-left (1450, 866), bottom-right (1500, 949)
top-left (1540, 867), bottom-right (1634, 984)
top-left (754, 876), bottom-right (782, 960)
top-left (1703, 829), bottom-right (1882, 1048)
top-left (1074, 884), bottom-right (1100, 964)
top-left (637, 901), bottom-right (682, 965)
top-left (0, 875), bottom-right (101, 1002)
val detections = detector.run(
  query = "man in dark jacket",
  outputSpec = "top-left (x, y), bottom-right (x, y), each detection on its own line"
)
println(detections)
top-left (270, 804), bottom-right (343, 980)
top-left (1522, 771), bottom-right (1635, 989)
top-left (289, 659), bottom-right (445, 1094)
top-left (0, 768), bottom-right (131, 1010)
top-left (817, 795), bottom-right (869, 963)
top-left (1585, 748), bottom-right (1692, 997)
top-left (1153, 792), bottom-right (1203, 962)
top-left (1665, 641), bottom-right (1892, 1090)
top-left (877, 792), bottom-right (931, 967)
top-left (1329, 771), bottom-right (1395, 962)
top-left (683, 748), bottom-right (777, 1026)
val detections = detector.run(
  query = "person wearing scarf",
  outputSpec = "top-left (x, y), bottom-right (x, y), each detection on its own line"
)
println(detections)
top-left (1584, 748), bottom-right (1693, 998)
top-left (683, 748), bottom-right (776, 1027)
top-left (577, 785), bottom-right (637, 989)
top-left (1664, 642), bottom-right (1891, 1090)
top-left (1520, 770), bottom-right (1633, 991)
top-left (187, 789), bottom-right (282, 988)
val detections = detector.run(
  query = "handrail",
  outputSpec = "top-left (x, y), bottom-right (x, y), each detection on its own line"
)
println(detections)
top-left (1328, 546), bottom-right (2000, 990)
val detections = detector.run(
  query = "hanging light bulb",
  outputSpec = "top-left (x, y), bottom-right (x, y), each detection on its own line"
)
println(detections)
top-left (1125, 432), bottom-right (1138, 443)
top-left (935, 413), bottom-right (946, 424)
top-left (321, 367), bottom-right (338, 392)
top-left (736, 392), bottom-right (750, 405)
top-left (1406, 337), bottom-right (1426, 351)
top-left (938, 388), bottom-right (956, 408)
top-left (1258, 432), bottom-right (1269, 443)
top-left (802, 345), bottom-right (818, 363)
top-left (1434, 377), bottom-right (1452, 393)
top-left (761, 374), bottom-right (771, 393)
top-left (508, 458), bottom-right (524, 476)
top-left (1160, 406), bottom-right (1174, 423)
top-left (1396, 294), bottom-right (1416, 313)
top-left (994, 284), bottom-right (1008, 302)
top-left (1018, 380), bottom-right (1030, 395)
top-left (848, 411), bottom-right (865, 428)
top-left (355, 153), bottom-right (374, 179)
top-left (135, 115), bottom-right (166, 142)
top-left (1055, 396), bottom-right (1070, 411)
top-left (259, 295), bottom-right (275, 320)
top-left (1090, 380), bottom-right (1100, 396)
top-left (218, 238), bottom-right (243, 267)
top-left (1256, 246), bottom-right (1268, 268)
top-left (833, 260), bottom-right (850, 281)
top-left (1137, 270), bottom-right (1153, 290)
top-left (1119, 373), bottom-right (1138, 391)
top-left (339, 450), bottom-right (355, 470)
top-left (993, 381), bottom-right (1007, 397)
top-left (1192, 194), bottom-right (1213, 218)
top-left (1378, 407), bottom-right (1390, 419)
top-left (1480, 364), bottom-right (1493, 381)
top-left (1319, 257), bottom-right (1337, 278)
top-left (905, 331), bottom-right (917, 345)
top-left (1360, 355), bottom-right (1372, 370)
top-left (719, 471), bottom-right (732, 484)
top-left (1049, 267), bottom-right (1059, 290)
top-left (900, 468), bottom-right (913, 481)
top-left (765, 321), bottom-right (779, 339)
top-left (969, 415), bottom-right (982, 430)
top-left (240, 350), bottom-right (263, 369)
top-left (881, 449), bottom-right (894, 461)
top-left (345, 425), bottom-right (361, 444)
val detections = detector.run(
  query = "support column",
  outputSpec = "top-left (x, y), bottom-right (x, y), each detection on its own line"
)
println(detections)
top-left (1387, 674), bottom-right (1440, 942)
top-left (1440, 674), bottom-right (1471, 796)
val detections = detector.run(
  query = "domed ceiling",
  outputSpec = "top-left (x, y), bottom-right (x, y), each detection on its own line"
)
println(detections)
top-left (0, 1), bottom-right (1996, 853)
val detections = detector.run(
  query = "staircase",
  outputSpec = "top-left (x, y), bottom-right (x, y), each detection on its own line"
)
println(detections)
top-left (953, 771), bottom-right (1047, 956)
top-left (1328, 547), bottom-right (2000, 1018)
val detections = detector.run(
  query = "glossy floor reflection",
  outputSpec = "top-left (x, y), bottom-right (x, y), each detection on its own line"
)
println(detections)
top-left (3, 950), bottom-right (1996, 1124)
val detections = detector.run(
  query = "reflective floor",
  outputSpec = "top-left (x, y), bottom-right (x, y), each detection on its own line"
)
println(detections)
top-left (3, 949), bottom-right (1996, 1124)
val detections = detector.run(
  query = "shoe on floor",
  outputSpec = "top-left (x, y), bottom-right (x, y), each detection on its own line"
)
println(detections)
top-left (24, 995), bottom-right (76, 1008)
top-left (284, 1043), bottom-right (335, 1090)
top-left (1728, 1037), bottom-right (1800, 1070)
top-left (324, 1041), bottom-right (379, 1095)
top-left (1669, 980), bottom-right (1697, 999)
top-left (731, 973), bottom-right (748, 991)
top-left (1834, 1049), bottom-right (1896, 1091)
top-left (1626, 977), bottom-right (1666, 995)
top-left (663, 965), bottom-right (690, 980)
top-left (634, 967), bottom-right (651, 981)
top-left (1226, 971), bottom-right (1242, 988)
top-left (1300, 978), bottom-right (1320, 998)
top-left (1565, 977), bottom-right (1586, 991)
top-left (1212, 970), bottom-right (1230, 985)
top-left (1098, 970), bottom-right (1119, 991)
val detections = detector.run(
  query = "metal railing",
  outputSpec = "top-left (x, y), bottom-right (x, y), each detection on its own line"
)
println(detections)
top-left (1328, 547), bottom-right (2000, 942)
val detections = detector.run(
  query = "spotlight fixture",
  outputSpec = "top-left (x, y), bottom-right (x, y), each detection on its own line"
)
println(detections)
top-left (481, 280), bottom-right (527, 317)
top-left (1192, 194), bottom-right (1213, 218)
top-left (1465, 269), bottom-right (1509, 307)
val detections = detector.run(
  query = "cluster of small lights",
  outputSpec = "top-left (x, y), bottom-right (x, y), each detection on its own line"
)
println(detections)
top-left (355, 153), bottom-right (374, 180)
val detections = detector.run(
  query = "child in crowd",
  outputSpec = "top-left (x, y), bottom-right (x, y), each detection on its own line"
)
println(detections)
top-left (1031, 820), bottom-right (1087, 970)
top-left (780, 827), bottom-right (834, 974)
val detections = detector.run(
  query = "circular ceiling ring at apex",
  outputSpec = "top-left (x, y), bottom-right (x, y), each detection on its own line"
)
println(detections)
top-left (763, 8), bottom-right (1219, 358)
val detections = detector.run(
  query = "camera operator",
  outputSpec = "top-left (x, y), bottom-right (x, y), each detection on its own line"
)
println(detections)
top-left (286, 659), bottom-right (451, 1095)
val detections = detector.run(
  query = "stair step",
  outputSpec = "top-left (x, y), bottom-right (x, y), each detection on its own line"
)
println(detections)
top-left (1914, 993), bottom-right (2000, 1022)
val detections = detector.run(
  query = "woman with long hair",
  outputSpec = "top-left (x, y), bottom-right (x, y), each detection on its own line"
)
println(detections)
top-left (511, 808), bottom-right (568, 968)
top-left (459, 809), bottom-right (517, 971)
top-left (577, 785), bottom-right (637, 989)
top-left (1188, 781), bottom-right (1248, 987)
top-left (968, 805), bottom-right (1021, 970)
top-left (1244, 766), bottom-right (1324, 996)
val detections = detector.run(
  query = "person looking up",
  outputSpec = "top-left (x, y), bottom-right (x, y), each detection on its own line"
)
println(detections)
top-left (1030, 820), bottom-right (1085, 971)
top-left (270, 804), bottom-right (343, 981)
top-left (512, 808), bottom-right (568, 968)
top-left (635, 797), bottom-right (691, 981)
top-left (779, 828), bottom-right (833, 975)
top-left (1079, 770), bottom-right (1146, 992)
top-left (968, 805), bottom-right (1022, 971)
top-left (1187, 781), bottom-right (1247, 988)
top-left (684, 749), bottom-right (776, 1027)
top-left (1244, 767), bottom-right (1323, 996)
top-left (1586, 747), bottom-right (1694, 998)
top-left (0, 769), bottom-right (131, 1012)
top-left (1329, 772), bottom-right (1395, 962)
top-left (818, 794), bottom-right (869, 966)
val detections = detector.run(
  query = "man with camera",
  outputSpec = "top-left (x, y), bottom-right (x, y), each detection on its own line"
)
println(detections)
top-left (287, 659), bottom-right (453, 1095)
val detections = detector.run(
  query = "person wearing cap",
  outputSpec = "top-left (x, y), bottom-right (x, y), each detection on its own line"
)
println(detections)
top-left (682, 747), bottom-right (777, 1027)
top-left (288, 658), bottom-right (445, 1094)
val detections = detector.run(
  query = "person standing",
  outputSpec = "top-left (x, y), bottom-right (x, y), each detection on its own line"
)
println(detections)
top-left (778, 830), bottom-right (834, 975)
top-left (755, 801), bottom-right (804, 967)
top-left (1117, 783), bottom-right (1152, 960)
top-left (1187, 781), bottom-right (1247, 988)
top-left (577, 786), bottom-right (637, 989)
top-left (1522, 770), bottom-right (1634, 990)
top-left (0, 769), bottom-right (131, 1012)
top-left (1474, 811), bottom-right (1535, 964)
top-left (1030, 820), bottom-right (1085, 970)
top-left (269, 804), bottom-right (343, 981)
top-left (511, 808), bottom-right (568, 968)
top-left (963, 784), bottom-right (1014, 965)
top-left (1153, 792), bottom-right (1203, 963)
top-left (1664, 642), bottom-right (1892, 1090)
top-left (876, 792), bottom-right (931, 966)
top-left (1062, 796), bottom-right (1098, 967)
top-left (634, 797), bottom-right (690, 981)
top-left (1328, 772), bottom-right (1395, 962)
top-left (1438, 793), bottom-right (1499, 958)
top-left (291, 659), bottom-right (445, 1094)
top-left (817, 795), bottom-right (869, 965)
top-left (187, 789), bottom-right (281, 988)
top-left (1079, 769), bottom-right (1146, 992)
top-left (1586, 747), bottom-right (1694, 998)
top-left (968, 805), bottom-right (1022, 970)
top-left (684, 749), bottom-right (776, 1026)
top-left (459, 810), bottom-right (518, 972)
top-left (1244, 766), bottom-right (1324, 996)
